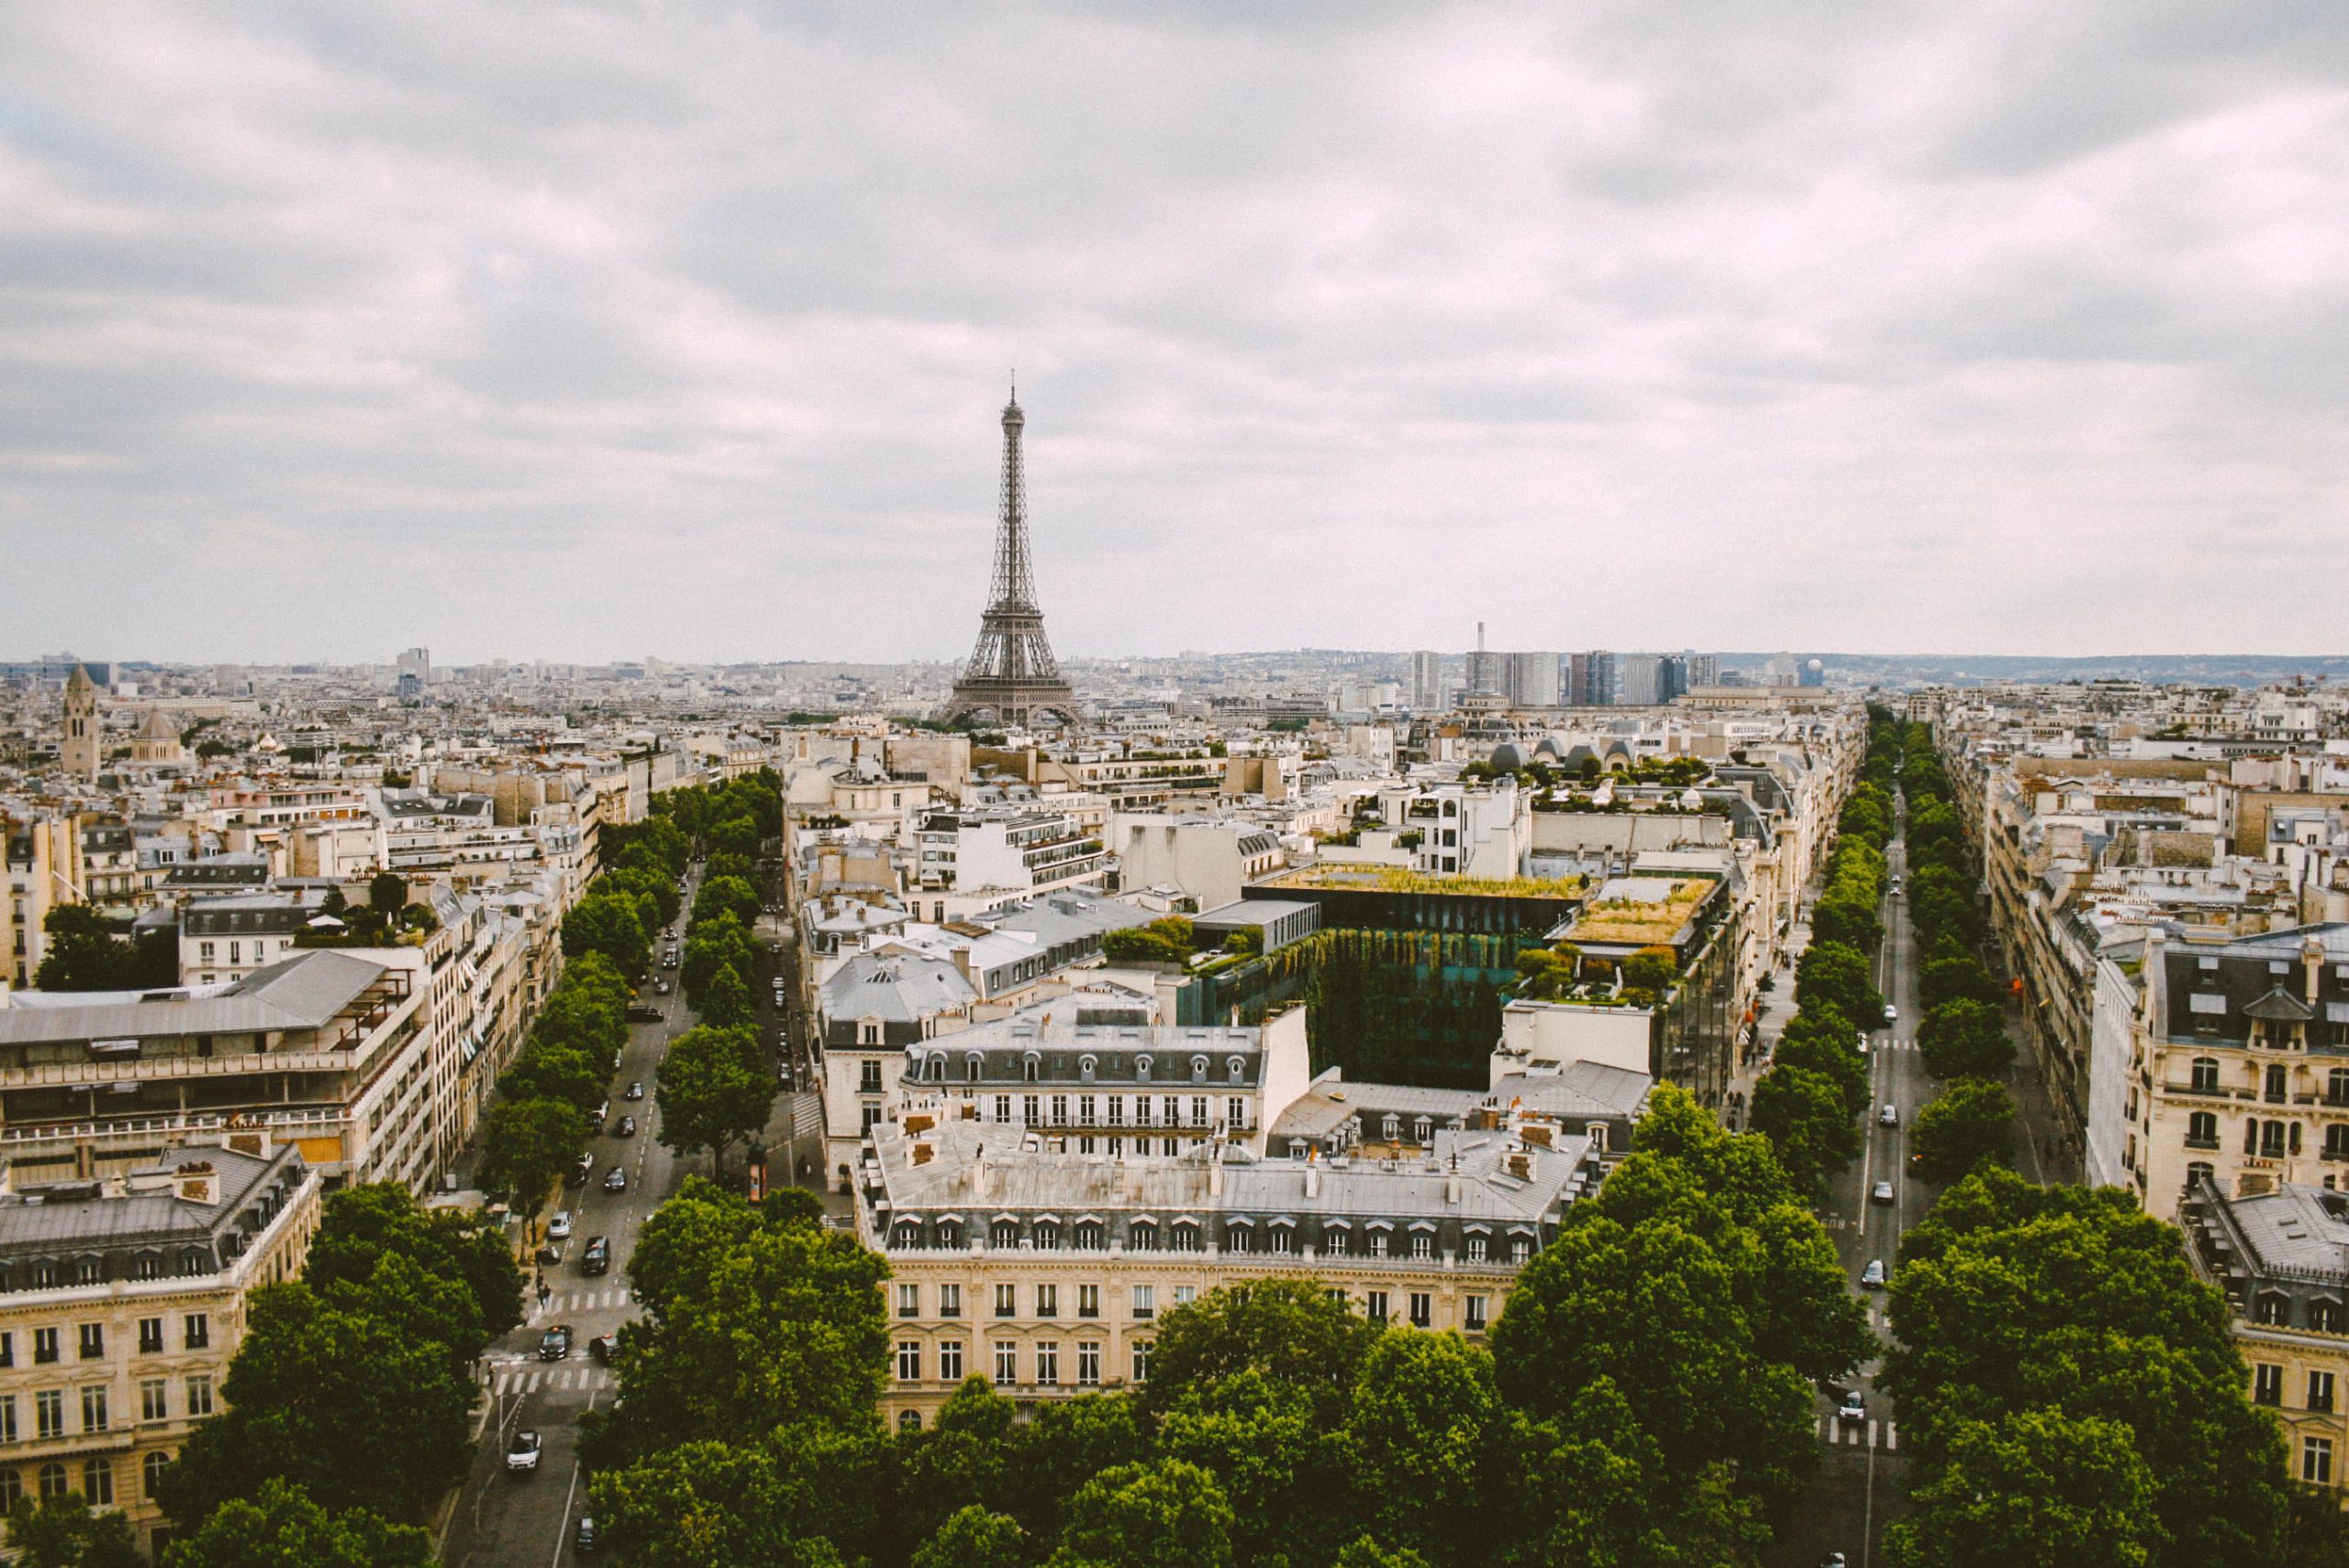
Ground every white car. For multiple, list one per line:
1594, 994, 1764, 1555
546, 1211, 573, 1241
506, 1429, 543, 1473
1837, 1389, 1867, 1425
1883, 1003, 1898, 1024
1879, 1103, 1899, 1127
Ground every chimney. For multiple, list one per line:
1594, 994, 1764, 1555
2307, 932, 2326, 1007
175, 1162, 219, 1207
971, 1144, 989, 1201
1304, 1146, 1321, 1200
1443, 1150, 1462, 1206
1208, 1138, 1224, 1198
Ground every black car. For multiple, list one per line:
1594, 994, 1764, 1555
582, 1237, 610, 1276
576, 1516, 600, 1553
625, 1080, 645, 1100
539, 1324, 572, 1362
613, 1116, 637, 1139
588, 1332, 618, 1363
603, 1166, 628, 1193
568, 1152, 594, 1185
625, 1006, 662, 1024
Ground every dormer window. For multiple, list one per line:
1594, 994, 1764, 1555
1191, 1056, 1208, 1084
1228, 1057, 1245, 1084
1136, 1056, 1152, 1083
965, 1053, 983, 1082
1080, 1056, 1097, 1083
1023, 1055, 1041, 1084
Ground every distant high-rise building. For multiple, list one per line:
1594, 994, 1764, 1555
1410, 651, 1443, 712
1659, 655, 1689, 704
1617, 656, 1663, 707
1569, 651, 1616, 706
1689, 653, 1720, 688
1798, 658, 1827, 689
395, 647, 430, 699
1504, 651, 1560, 708
59, 664, 99, 780
1464, 623, 1502, 696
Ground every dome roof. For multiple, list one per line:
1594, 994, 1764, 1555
137, 707, 178, 740
1488, 742, 1527, 773
1532, 737, 1565, 761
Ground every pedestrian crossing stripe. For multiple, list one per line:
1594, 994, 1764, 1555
1815, 1417, 1898, 1451
525, 1287, 632, 1321
493, 1367, 616, 1397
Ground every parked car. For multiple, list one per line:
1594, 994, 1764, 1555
547, 1210, 573, 1241
582, 1237, 610, 1276
1860, 1259, 1887, 1290
613, 1116, 637, 1139
604, 1166, 629, 1193
539, 1324, 572, 1362
1837, 1389, 1867, 1425
505, 1429, 542, 1473
575, 1516, 600, 1553
534, 1241, 563, 1266
625, 1080, 645, 1100
1878, 1102, 1899, 1127
653, 979, 670, 995
777, 1063, 793, 1088
1871, 1180, 1897, 1207
569, 1152, 594, 1185
625, 1005, 662, 1023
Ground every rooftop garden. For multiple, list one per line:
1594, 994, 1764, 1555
1565, 875, 1718, 945
1265, 864, 1588, 899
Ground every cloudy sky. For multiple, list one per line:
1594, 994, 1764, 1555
3, 2, 2345, 665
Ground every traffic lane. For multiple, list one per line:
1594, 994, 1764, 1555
449, 1382, 599, 1568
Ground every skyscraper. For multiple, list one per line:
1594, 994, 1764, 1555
1464, 623, 1502, 696
1410, 651, 1442, 712
1504, 651, 1560, 708
942, 390, 1078, 727
1569, 651, 1616, 706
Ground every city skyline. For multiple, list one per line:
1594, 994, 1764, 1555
5, 4, 2346, 662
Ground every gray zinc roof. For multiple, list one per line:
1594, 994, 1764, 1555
0, 949, 391, 1046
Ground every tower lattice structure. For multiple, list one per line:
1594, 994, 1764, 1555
941, 392, 1077, 727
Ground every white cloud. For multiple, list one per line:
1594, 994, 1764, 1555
0, 0, 2344, 662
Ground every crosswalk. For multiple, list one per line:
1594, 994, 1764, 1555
1868, 1037, 1920, 1053
529, 1287, 632, 1318
1817, 1417, 1898, 1451
492, 1365, 617, 1398
788, 1092, 822, 1140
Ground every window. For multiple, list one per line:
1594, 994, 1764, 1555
1171, 1222, 1200, 1253
1227, 1095, 1248, 1130
859, 1061, 883, 1094
2315, 1299, 2345, 1334
1229, 1226, 1252, 1254
1136, 1056, 1152, 1083
994, 1095, 1012, 1124
142, 1451, 170, 1501
1078, 1095, 1097, 1124
0, 1397, 14, 1443
938, 1221, 963, 1251
184, 1314, 209, 1351
2256, 1294, 2293, 1327
80, 1387, 106, 1434
32, 1329, 57, 1366
35, 1392, 61, 1440
37, 1462, 65, 1501
1410, 1232, 1432, 1261
2331, 1068, 2349, 1106
1131, 1285, 1154, 1319
2309, 1438, 2336, 1486
1036, 1341, 1059, 1386
81, 1458, 110, 1507
1131, 1222, 1158, 1251
2268, 1065, 2290, 1104
1023, 1057, 1040, 1084
138, 1318, 162, 1355
991, 1220, 1019, 1250
995, 1284, 1016, 1318
940, 1284, 962, 1318
1080, 1056, 1097, 1083
894, 1221, 922, 1251
1050, 1095, 1069, 1127
1465, 1296, 1488, 1331
1409, 1293, 1432, 1328
1079, 1284, 1100, 1318
1023, 1095, 1041, 1127
1369, 1230, 1389, 1259
2190, 1056, 2221, 1092
2313, 1372, 2337, 1414
2188, 1112, 2220, 1149
896, 1342, 922, 1382
2255, 1363, 2286, 1405
1366, 1291, 1389, 1323
1077, 1341, 1100, 1386
1173, 1285, 1197, 1307
1134, 1096, 1153, 1128
0, 1334, 11, 1368
1324, 1229, 1349, 1257
1038, 1284, 1059, 1318
940, 1341, 963, 1382
1131, 1341, 1152, 1383
141, 1380, 168, 1423
0, 1469, 17, 1510
1075, 1221, 1104, 1251
1035, 1221, 1061, 1251
1467, 1235, 1488, 1262
1190, 1096, 1208, 1129
1269, 1226, 1292, 1255
899, 1408, 922, 1433
185, 1375, 213, 1418
1162, 1095, 1180, 1128
1510, 1237, 1531, 1263
1107, 1095, 1125, 1127
29, 1262, 56, 1290
993, 1342, 1018, 1386
897, 1284, 920, 1318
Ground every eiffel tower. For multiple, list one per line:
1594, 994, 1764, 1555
941, 388, 1078, 727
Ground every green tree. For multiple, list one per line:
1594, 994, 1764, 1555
1155, 1370, 1341, 1567
160, 1478, 433, 1568
5, 1492, 142, 1568
159, 1284, 472, 1529
700, 963, 756, 1031
477, 1097, 586, 1222
1620, 945, 1678, 994
914, 1507, 1030, 1568
682, 914, 757, 1007
1051, 1460, 1234, 1568
706, 813, 763, 862
1917, 999, 2015, 1081
1794, 941, 1883, 1033
1142, 1277, 1380, 1425
1749, 1064, 1861, 1198
1920, 954, 2001, 1013
1909, 1078, 2014, 1184
562, 890, 650, 981
32, 905, 140, 992
587, 1436, 856, 1568
692, 875, 762, 933
654, 1025, 773, 1178
1345, 1330, 1500, 1565
1883, 1409, 2163, 1568
304, 1183, 520, 1346
366, 873, 407, 918
1332, 1538, 1434, 1568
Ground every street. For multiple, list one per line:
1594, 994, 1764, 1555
440, 861, 825, 1568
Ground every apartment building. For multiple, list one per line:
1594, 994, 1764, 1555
0, 950, 434, 1191
0, 1141, 320, 1558
178, 894, 321, 986
860, 1116, 1598, 1429
912, 808, 1107, 896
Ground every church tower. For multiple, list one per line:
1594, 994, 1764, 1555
59, 665, 99, 780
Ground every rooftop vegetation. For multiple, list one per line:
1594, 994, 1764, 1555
1266, 865, 1587, 899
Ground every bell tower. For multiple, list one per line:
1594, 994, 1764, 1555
59, 664, 99, 780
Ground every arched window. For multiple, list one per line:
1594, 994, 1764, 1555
990, 1220, 1019, 1250
2188, 1112, 2219, 1148
1033, 1221, 1061, 1251
1023, 1056, 1040, 1084
2247, 1119, 2264, 1155
1130, 1220, 1159, 1251
2257, 1293, 2293, 1326
2192, 1058, 2221, 1093
1191, 1056, 1208, 1083
0, 1466, 20, 1510
1228, 1057, 1245, 1084
1586, 1122, 1609, 1154
36, 1463, 65, 1501
81, 1458, 111, 1507
2264, 1122, 2289, 1158
964, 1053, 984, 1082
2187, 1161, 2215, 1189
897, 1409, 923, 1433
927, 1055, 944, 1081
